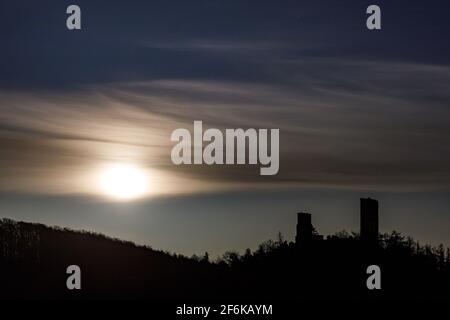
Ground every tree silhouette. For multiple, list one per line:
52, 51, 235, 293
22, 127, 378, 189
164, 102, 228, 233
1, 218, 450, 300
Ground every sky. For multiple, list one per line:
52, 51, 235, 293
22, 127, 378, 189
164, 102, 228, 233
1, 0, 450, 257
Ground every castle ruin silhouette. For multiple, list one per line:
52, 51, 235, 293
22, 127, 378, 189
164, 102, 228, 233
296, 198, 379, 245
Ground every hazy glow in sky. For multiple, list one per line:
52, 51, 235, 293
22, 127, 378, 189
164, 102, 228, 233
99, 164, 149, 200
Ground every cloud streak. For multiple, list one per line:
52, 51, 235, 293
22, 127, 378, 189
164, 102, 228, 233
1, 58, 450, 196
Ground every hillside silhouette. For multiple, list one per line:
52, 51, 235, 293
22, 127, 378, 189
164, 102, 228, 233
0, 218, 222, 299
1, 201, 450, 300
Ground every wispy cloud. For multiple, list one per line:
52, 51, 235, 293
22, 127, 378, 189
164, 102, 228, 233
1, 58, 450, 196
140, 39, 283, 53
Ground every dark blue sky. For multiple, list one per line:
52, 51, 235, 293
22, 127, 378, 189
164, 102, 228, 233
2, 0, 450, 89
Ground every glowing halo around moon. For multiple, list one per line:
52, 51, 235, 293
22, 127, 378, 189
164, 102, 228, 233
99, 164, 149, 200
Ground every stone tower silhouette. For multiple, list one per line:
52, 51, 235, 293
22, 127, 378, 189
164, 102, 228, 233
296, 212, 313, 244
360, 198, 379, 244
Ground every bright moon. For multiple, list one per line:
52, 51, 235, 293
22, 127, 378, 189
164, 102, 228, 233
99, 164, 149, 200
